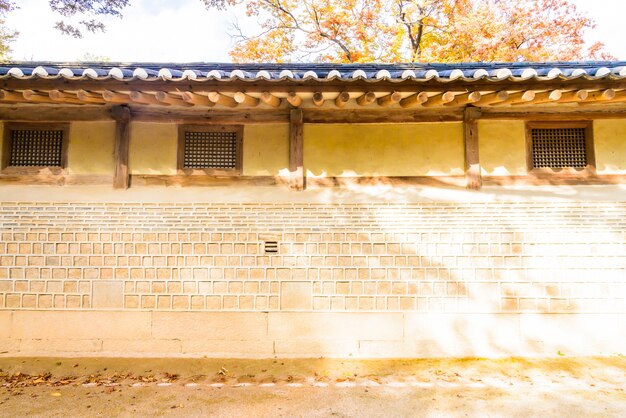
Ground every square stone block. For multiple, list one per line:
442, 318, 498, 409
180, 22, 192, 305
92, 281, 124, 309
280, 281, 312, 311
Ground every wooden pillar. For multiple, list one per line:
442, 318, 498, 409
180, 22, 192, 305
289, 109, 305, 190
111, 106, 131, 189
463, 106, 482, 190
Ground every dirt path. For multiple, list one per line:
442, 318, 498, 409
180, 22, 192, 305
0, 357, 624, 417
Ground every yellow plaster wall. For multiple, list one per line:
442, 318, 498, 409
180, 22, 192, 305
594, 120, 626, 174
129, 122, 178, 175
478, 120, 527, 176
242, 124, 289, 176
68, 121, 116, 175
303, 123, 464, 177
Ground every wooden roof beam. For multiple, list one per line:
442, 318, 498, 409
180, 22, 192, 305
286, 92, 302, 107
356, 92, 376, 106
399, 92, 429, 108
528, 89, 562, 104
489, 90, 535, 106
103, 90, 132, 104
312, 92, 325, 107
473, 91, 509, 106
181, 92, 214, 107
578, 89, 616, 105
261, 92, 282, 108
444, 91, 481, 107
208, 92, 238, 107
76, 90, 107, 104
23, 90, 56, 104
422, 91, 456, 107
48, 90, 86, 105
334, 92, 350, 108
156, 91, 192, 106
377, 92, 402, 107
130, 91, 162, 105
556, 89, 588, 103
0, 89, 28, 103
234, 92, 260, 107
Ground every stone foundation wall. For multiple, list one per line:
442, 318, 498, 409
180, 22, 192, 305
1, 201, 625, 357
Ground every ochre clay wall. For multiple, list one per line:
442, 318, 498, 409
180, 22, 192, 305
129, 122, 178, 175
478, 120, 527, 176
303, 123, 465, 177
68, 122, 116, 175
242, 124, 289, 176
594, 119, 626, 174
1, 120, 625, 177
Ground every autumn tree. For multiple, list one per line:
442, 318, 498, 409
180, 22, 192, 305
205, 0, 612, 63
0, 0, 612, 63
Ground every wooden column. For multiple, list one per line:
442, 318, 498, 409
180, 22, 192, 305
289, 109, 305, 190
111, 106, 131, 189
463, 106, 482, 190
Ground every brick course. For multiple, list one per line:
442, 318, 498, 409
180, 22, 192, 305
0, 202, 625, 314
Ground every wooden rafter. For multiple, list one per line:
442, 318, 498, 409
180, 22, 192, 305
23, 90, 56, 104
181, 92, 214, 106
334, 92, 350, 108
156, 91, 191, 106
312, 92, 325, 107
48, 90, 85, 104
234, 92, 260, 107
422, 91, 456, 107
286, 92, 302, 107
399, 92, 429, 108
208, 92, 238, 107
377, 92, 402, 107
103, 90, 131, 104
356, 92, 376, 106
130, 91, 161, 105
527, 89, 561, 104
76, 90, 107, 104
261, 92, 282, 107
489, 90, 535, 106
444, 91, 481, 107
473, 91, 509, 106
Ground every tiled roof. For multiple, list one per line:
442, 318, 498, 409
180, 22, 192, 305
1, 61, 626, 82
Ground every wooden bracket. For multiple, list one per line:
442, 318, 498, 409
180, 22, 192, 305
289, 109, 305, 190
463, 106, 482, 190
112, 105, 131, 189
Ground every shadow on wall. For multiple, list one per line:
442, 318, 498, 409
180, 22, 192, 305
289, 183, 626, 358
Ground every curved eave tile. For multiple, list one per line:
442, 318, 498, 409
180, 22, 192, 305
2, 64, 626, 83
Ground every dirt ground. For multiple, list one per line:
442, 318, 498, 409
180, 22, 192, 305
0, 356, 624, 417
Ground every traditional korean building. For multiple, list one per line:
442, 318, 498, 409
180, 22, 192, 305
0, 61, 625, 358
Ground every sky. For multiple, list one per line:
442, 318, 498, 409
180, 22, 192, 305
5, 0, 626, 63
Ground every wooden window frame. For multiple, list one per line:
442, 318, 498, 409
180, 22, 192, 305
1, 122, 70, 175
177, 125, 243, 176
525, 121, 596, 177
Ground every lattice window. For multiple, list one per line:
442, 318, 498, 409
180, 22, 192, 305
8, 128, 65, 167
183, 130, 238, 169
530, 127, 588, 169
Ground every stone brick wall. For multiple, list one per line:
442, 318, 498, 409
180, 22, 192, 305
0, 200, 625, 357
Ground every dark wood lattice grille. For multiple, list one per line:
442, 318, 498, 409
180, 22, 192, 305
183, 131, 238, 169
530, 127, 587, 169
9, 129, 64, 167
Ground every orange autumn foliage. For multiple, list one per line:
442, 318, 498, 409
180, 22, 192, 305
206, 0, 612, 63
